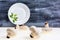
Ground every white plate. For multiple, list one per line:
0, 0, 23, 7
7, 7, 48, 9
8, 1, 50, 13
8, 3, 30, 25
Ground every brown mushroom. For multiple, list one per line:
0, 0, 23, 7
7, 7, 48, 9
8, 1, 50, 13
7, 29, 16, 39
30, 26, 39, 38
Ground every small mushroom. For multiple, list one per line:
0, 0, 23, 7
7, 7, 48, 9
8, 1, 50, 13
45, 22, 49, 28
30, 26, 39, 38
15, 24, 29, 30
15, 24, 20, 29
42, 21, 52, 32
7, 29, 16, 39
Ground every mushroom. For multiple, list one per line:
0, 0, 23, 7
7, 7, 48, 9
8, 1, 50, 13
15, 24, 29, 30
6, 29, 16, 39
30, 26, 39, 38
45, 22, 49, 28
42, 21, 52, 33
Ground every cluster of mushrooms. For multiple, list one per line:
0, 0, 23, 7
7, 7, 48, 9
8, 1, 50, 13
6, 21, 52, 39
